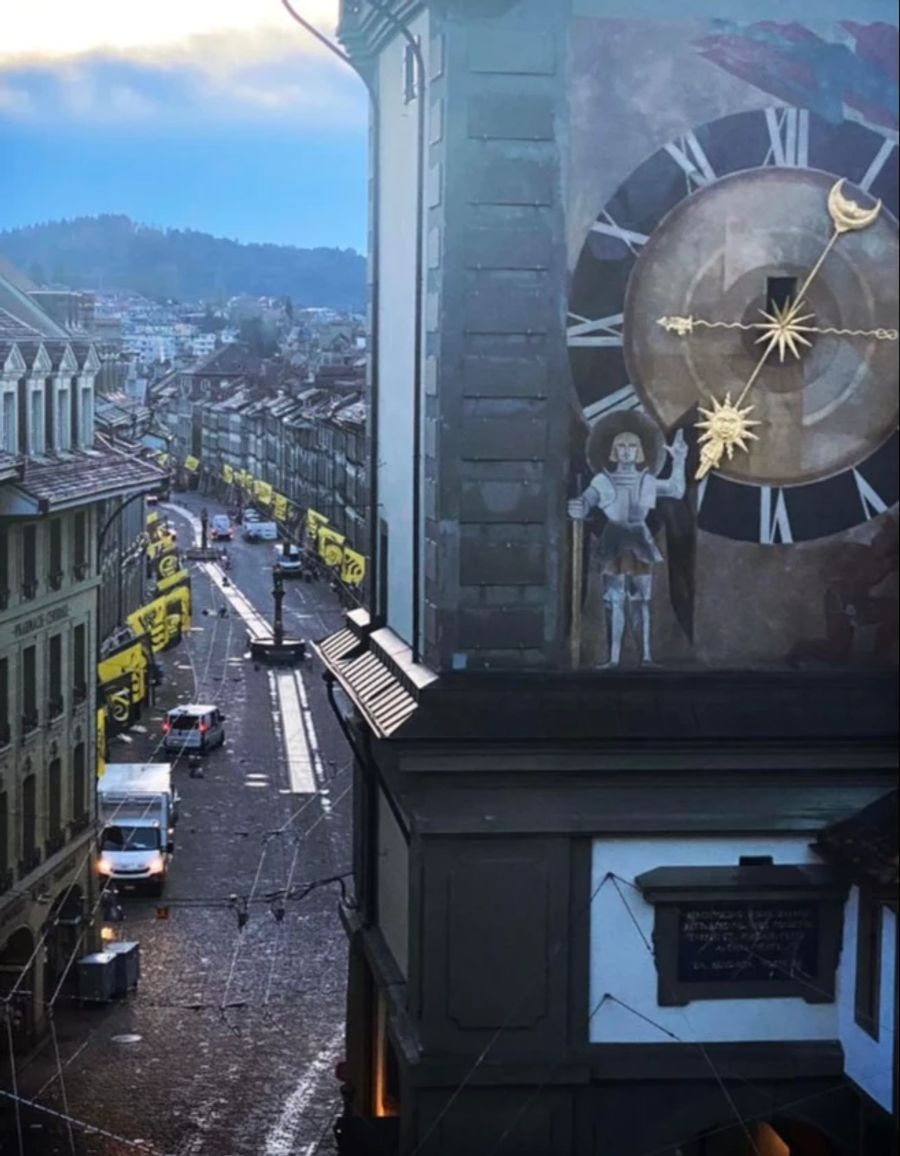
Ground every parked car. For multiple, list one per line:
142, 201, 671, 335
244, 520, 278, 542
210, 514, 234, 541
275, 543, 304, 575
162, 704, 226, 754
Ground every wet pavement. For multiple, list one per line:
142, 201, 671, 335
2, 493, 351, 1156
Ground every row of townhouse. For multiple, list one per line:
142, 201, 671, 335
154, 350, 368, 560
1, 271, 162, 1049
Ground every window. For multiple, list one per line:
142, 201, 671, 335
1, 390, 16, 453
56, 388, 70, 451
29, 388, 45, 455
48, 519, 63, 589
22, 524, 38, 598
73, 511, 88, 578
0, 791, 7, 881
73, 624, 87, 702
48, 759, 62, 841
855, 888, 882, 1039
79, 385, 93, 446
72, 743, 86, 821
0, 658, 8, 746
402, 39, 420, 104
48, 634, 63, 716
21, 774, 37, 864
22, 645, 37, 731
0, 531, 7, 608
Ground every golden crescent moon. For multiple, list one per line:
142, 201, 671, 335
827, 178, 882, 234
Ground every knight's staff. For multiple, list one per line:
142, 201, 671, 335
570, 473, 584, 668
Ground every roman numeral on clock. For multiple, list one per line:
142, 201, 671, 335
664, 132, 717, 189
859, 137, 897, 192
567, 312, 624, 347
759, 486, 793, 545
853, 469, 889, 520
589, 214, 649, 254
765, 107, 810, 168
583, 384, 642, 425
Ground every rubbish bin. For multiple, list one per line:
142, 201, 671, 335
105, 941, 141, 996
77, 952, 118, 1003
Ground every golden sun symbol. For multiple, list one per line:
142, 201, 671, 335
754, 298, 816, 362
695, 393, 761, 480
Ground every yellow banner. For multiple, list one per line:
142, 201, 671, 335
222, 464, 234, 484
156, 550, 180, 580
184, 455, 200, 473
165, 585, 192, 638
318, 526, 346, 568
99, 637, 150, 710
307, 508, 329, 540
146, 535, 177, 561
240, 470, 254, 490
254, 480, 273, 506
146, 510, 161, 529
155, 451, 171, 467
128, 595, 175, 653
97, 707, 106, 779
341, 547, 367, 587
273, 494, 289, 522
156, 567, 191, 596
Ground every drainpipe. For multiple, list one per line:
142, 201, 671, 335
281, 2, 381, 621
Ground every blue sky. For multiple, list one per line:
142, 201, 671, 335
0, 1, 369, 251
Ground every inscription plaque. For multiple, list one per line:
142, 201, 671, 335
677, 902, 819, 984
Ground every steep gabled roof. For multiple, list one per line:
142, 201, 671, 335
814, 791, 899, 890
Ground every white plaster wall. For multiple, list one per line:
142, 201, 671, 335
838, 887, 896, 1114
376, 11, 429, 647
589, 836, 840, 1043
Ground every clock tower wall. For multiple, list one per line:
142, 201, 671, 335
422, 0, 573, 672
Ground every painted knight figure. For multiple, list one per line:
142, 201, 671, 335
569, 415, 688, 667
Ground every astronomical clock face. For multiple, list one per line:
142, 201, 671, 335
566, 60, 900, 672
569, 108, 899, 546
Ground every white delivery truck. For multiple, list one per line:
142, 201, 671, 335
97, 763, 178, 896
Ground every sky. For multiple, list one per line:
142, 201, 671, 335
0, 1, 369, 251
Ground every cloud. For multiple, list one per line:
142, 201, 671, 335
0, 37, 367, 130
0, 0, 339, 62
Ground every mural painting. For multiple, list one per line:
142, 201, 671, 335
565, 13, 899, 670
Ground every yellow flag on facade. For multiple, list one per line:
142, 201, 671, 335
97, 707, 107, 778
273, 493, 289, 522
307, 508, 329, 541
156, 567, 191, 595
184, 455, 200, 473
318, 526, 346, 568
254, 480, 273, 506
128, 594, 174, 652
341, 547, 367, 587
222, 464, 234, 483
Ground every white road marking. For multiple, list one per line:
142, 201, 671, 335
263, 1026, 344, 1156
199, 562, 269, 639
274, 669, 316, 794
162, 501, 202, 546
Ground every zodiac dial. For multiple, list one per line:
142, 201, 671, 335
656, 180, 898, 479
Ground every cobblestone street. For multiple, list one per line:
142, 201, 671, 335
3, 494, 352, 1156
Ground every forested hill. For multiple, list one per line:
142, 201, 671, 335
0, 215, 366, 309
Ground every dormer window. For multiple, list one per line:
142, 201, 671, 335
29, 387, 45, 456
79, 383, 94, 448
0, 388, 16, 454
56, 386, 71, 451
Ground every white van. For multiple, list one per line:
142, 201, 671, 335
163, 704, 226, 754
275, 543, 304, 575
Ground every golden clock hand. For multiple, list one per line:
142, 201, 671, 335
774, 179, 883, 333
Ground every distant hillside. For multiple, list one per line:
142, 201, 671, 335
0, 215, 366, 310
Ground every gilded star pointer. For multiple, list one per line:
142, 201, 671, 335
655, 179, 896, 479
